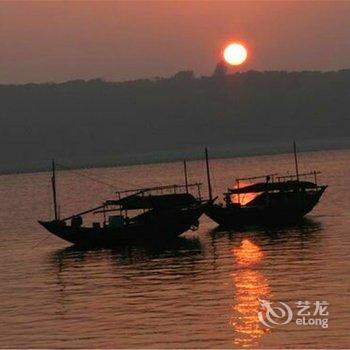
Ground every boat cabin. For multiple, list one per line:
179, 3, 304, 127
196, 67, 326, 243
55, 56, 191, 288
225, 171, 324, 207
58, 182, 204, 229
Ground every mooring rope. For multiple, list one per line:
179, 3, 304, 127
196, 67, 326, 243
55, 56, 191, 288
31, 233, 52, 249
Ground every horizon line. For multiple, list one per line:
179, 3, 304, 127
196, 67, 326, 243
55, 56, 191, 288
1, 67, 350, 86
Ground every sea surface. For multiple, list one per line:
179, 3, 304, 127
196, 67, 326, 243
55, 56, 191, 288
0, 149, 349, 348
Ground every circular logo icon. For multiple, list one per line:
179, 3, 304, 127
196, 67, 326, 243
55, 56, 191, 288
258, 299, 293, 328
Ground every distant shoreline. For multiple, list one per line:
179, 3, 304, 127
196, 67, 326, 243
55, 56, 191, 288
1, 70, 349, 176
2, 138, 349, 176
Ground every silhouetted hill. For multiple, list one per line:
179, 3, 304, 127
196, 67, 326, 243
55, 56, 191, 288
1, 69, 350, 173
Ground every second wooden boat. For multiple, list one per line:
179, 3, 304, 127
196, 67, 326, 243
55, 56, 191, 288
204, 143, 327, 227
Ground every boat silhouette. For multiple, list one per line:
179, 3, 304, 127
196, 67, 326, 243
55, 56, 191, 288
39, 161, 212, 247
204, 143, 327, 227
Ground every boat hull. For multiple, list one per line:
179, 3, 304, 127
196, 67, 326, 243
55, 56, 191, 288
39, 202, 209, 247
205, 187, 327, 227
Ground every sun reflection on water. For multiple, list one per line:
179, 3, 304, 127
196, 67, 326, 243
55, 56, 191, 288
232, 239, 264, 266
230, 239, 271, 347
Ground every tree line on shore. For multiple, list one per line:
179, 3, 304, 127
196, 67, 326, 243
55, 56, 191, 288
0, 69, 349, 172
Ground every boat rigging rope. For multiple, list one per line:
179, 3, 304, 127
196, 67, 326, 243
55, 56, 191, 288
55, 162, 120, 190
55, 162, 164, 192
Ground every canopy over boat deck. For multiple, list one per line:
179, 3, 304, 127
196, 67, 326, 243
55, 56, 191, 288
228, 180, 318, 194
106, 192, 199, 210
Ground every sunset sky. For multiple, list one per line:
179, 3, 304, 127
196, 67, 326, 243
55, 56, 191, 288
0, 1, 349, 84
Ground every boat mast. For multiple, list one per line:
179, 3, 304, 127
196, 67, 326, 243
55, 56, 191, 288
183, 160, 189, 194
293, 141, 300, 181
205, 147, 213, 200
51, 159, 58, 220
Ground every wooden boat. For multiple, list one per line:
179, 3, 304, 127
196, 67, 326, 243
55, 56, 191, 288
204, 143, 327, 227
39, 161, 212, 247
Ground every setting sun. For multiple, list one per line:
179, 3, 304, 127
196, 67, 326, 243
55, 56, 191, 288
223, 43, 248, 66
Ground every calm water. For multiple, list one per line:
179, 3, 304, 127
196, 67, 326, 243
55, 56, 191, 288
0, 150, 349, 348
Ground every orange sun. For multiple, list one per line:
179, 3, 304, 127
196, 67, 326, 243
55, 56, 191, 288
223, 43, 248, 66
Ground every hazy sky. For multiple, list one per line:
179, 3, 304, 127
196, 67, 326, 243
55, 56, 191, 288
0, 1, 349, 84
